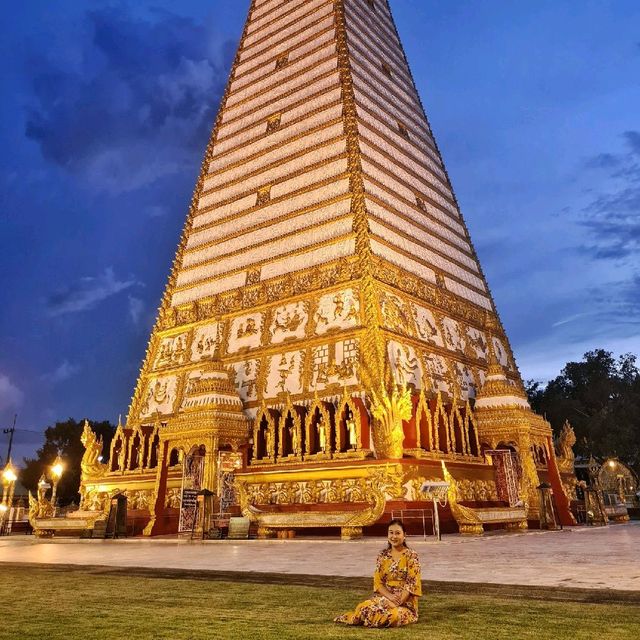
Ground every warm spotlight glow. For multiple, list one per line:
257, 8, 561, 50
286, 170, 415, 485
0, 504, 7, 514
608, 460, 616, 469
2, 466, 17, 483
51, 456, 65, 479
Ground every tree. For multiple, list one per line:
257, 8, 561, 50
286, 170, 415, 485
526, 350, 640, 475
21, 418, 115, 505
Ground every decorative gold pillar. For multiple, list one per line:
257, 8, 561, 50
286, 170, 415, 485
517, 432, 541, 519
204, 435, 219, 494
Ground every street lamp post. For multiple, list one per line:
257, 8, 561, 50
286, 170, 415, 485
1, 461, 17, 534
50, 456, 65, 515
0, 504, 7, 535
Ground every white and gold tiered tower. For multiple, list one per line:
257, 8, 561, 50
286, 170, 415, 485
76, 0, 576, 539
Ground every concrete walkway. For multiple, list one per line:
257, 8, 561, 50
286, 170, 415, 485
1, 521, 638, 592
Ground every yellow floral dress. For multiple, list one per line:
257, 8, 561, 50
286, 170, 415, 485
334, 547, 422, 627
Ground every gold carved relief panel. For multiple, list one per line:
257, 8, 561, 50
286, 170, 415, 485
264, 350, 305, 397
466, 326, 488, 361
453, 362, 477, 400
380, 291, 415, 338
411, 303, 444, 347
387, 340, 422, 388
228, 312, 264, 354
313, 288, 360, 335
311, 339, 359, 391
140, 375, 180, 418
421, 352, 451, 396
229, 359, 261, 403
269, 301, 309, 344
191, 323, 221, 361
492, 336, 511, 369
442, 317, 466, 354
153, 332, 190, 370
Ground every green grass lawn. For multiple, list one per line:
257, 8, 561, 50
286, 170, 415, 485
2, 565, 638, 640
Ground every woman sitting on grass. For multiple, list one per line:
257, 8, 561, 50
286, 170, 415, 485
334, 519, 422, 627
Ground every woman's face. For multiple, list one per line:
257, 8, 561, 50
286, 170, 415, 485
388, 524, 405, 549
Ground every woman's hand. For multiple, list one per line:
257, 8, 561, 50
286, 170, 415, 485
379, 587, 403, 607
377, 586, 401, 606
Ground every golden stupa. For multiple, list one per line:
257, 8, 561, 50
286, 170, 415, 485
71, 0, 576, 539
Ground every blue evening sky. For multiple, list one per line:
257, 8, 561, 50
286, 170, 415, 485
1, 1, 639, 463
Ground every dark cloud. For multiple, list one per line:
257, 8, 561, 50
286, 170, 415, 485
619, 273, 640, 316
579, 131, 640, 260
25, 7, 234, 194
46, 267, 139, 316
581, 206, 640, 259
585, 153, 620, 170
624, 130, 640, 156
584, 273, 640, 329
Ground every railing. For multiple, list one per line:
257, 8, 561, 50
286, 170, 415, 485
390, 508, 435, 541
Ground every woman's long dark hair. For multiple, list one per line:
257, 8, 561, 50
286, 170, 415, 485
385, 518, 409, 550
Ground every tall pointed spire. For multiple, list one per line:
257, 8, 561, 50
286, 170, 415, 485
126, 0, 522, 430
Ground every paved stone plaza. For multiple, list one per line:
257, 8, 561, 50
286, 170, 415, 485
1, 522, 638, 592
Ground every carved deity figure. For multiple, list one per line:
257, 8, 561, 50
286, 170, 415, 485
556, 421, 576, 473
423, 354, 450, 393
277, 354, 295, 392
493, 338, 507, 365
289, 424, 299, 455
444, 321, 464, 352
273, 307, 304, 334
197, 334, 217, 356
165, 488, 181, 509
382, 295, 413, 336
467, 330, 487, 359
333, 294, 345, 318
237, 317, 258, 339
303, 480, 324, 503
417, 315, 438, 341
173, 336, 186, 361
264, 428, 273, 458
88, 490, 104, 512
316, 359, 355, 386
395, 346, 420, 386
231, 360, 259, 401
316, 417, 328, 453
117, 441, 126, 472
143, 380, 170, 415
346, 410, 358, 449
